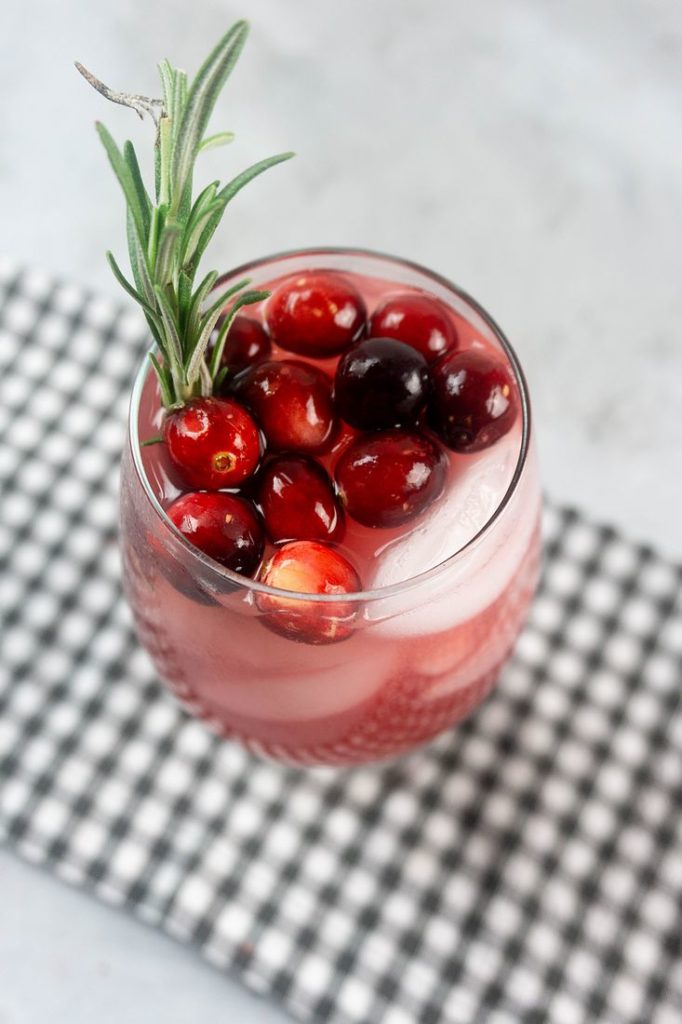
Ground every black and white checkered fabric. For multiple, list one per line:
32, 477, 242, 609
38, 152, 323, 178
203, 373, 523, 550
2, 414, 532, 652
1, 258, 681, 1024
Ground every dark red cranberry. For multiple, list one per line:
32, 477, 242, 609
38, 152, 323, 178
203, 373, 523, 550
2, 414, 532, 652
127, 527, 219, 606
265, 272, 366, 357
430, 349, 517, 453
335, 429, 446, 528
368, 292, 459, 362
258, 455, 344, 544
166, 492, 264, 576
334, 337, 429, 430
217, 315, 271, 376
232, 359, 337, 454
164, 397, 261, 490
257, 540, 361, 644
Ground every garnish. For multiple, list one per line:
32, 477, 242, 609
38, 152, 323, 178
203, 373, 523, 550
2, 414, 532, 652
77, 19, 293, 409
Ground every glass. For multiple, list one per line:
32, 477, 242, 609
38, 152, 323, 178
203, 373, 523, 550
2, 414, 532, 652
120, 248, 541, 766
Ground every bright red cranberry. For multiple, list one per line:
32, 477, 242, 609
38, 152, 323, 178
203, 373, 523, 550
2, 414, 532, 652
265, 272, 366, 357
257, 540, 361, 644
368, 292, 459, 363
258, 455, 345, 544
335, 429, 446, 528
232, 359, 337, 454
430, 349, 517, 453
164, 397, 261, 490
334, 337, 429, 430
166, 492, 264, 576
217, 315, 271, 376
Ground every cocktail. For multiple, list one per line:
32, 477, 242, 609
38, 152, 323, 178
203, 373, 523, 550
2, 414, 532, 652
120, 248, 540, 764
82, 24, 541, 766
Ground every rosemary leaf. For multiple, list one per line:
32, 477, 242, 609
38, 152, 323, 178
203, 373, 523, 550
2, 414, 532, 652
154, 286, 185, 385
185, 270, 220, 348
209, 289, 269, 379
154, 141, 161, 205
123, 141, 152, 238
177, 178, 194, 230
178, 271, 193, 330
171, 69, 188, 149
157, 116, 172, 207
96, 122, 148, 244
181, 197, 223, 268
147, 205, 160, 265
180, 182, 220, 263
199, 358, 213, 396
80, 20, 293, 410
157, 59, 175, 116
149, 352, 174, 407
185, 300, 230, 386
198, 131, 235, 152
178, 70, 188, 109
155, 221, 182, 287
172, 21, 248, 207
187, 180, 220, 228
190, 152, 293, 268
216, 152, 295, 206
142, 310, 166, 353
202, 277, 252, 324
106, 251, 155, 316
126, 211, 155, 306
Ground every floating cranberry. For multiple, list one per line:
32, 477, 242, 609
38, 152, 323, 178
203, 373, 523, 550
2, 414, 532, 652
163, 397, 261, 490
217, 315, 271, 376
166, 492, 264, 576
430, 349, 517, 453
265, 272, 366, 357
335, 429, 446, 528
334, 337, 429, 430
257, 540, 361, 644
258, 455, 345, 544
232, 359, 337, 454
368, 292, 459, 362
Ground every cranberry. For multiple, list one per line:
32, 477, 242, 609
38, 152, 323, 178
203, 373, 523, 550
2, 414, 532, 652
335, 429, 446, 528
334, 337, 430, 430
166, 492, 264, 576
368, 292, 459, 362
164, 397, 261, 490
232, 359, 337, 454
258, 455, 345, 544
265, 272, 366, 357
430, 349, 517, 452
217, 314, 271, 376
257, 540, 361, 644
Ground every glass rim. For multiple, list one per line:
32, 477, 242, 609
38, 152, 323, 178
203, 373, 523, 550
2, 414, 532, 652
128, 245, 532, 604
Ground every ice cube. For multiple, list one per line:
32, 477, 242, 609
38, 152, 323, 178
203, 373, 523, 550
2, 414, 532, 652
206, 654, 393, 722
371, 440, 514, 590
370, 433, 539, 637
150, 578, 395, 721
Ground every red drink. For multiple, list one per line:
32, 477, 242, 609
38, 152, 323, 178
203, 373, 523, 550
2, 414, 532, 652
120, 249, 541, 766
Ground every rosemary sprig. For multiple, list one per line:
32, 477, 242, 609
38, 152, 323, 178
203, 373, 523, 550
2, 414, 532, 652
77, 20, 293, 409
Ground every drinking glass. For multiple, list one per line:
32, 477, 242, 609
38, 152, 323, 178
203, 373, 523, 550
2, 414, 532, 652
120, 248, 541, 766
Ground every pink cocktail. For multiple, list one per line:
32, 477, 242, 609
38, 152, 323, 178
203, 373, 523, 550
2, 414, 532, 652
120, 248, 541, 766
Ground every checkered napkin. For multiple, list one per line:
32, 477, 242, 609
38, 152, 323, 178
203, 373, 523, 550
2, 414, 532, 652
1, 258, 681, 1024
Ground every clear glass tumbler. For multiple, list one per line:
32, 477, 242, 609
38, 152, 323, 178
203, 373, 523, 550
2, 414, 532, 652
120, 248, 541, 766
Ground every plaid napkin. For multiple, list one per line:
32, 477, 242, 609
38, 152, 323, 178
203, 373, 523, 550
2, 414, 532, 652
1, 258, 681, 1024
